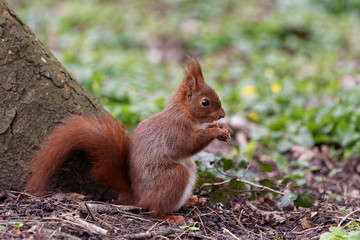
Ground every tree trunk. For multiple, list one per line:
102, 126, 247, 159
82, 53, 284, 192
0, 0, 111, 197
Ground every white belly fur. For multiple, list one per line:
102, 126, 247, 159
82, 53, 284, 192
174, 158, 197, 210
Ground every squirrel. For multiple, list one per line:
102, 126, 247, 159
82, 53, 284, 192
25, 57, 232, 223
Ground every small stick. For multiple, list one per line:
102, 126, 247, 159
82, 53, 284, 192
84, 203, 96, 221
64, 215, 108, 235
78, 202, 141, 214
338, 209, 360, 227
222, 227, 240, 240
320, 170, 326, 202
121, 228, 182, 240
238, 179, 285, 196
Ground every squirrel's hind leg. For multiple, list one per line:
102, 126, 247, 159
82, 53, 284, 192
136, 163, 193, 222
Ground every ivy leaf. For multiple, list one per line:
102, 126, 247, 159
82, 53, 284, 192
329, 226, 347, 237
258, 178, 278, 197
238, 158, 248, 168
220, 158, 234, 171
259, 179, 275, 188
294, 190, 314, 208
279, 192, 298, 208
319, 232, 334, 240
258, 163, 273, 172
279, 178, 292, 188
197, 171, 216, 191
348, 231, 360, 239
209, 189, 228, 206
228, 178, 247, 196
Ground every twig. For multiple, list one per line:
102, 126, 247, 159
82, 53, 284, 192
320, 170, 326, 201
147, 222, 159, 233
238, 162, 251, 179
231, 209, 252, 237
222, 227, 240, 239
245, 202, 286, 224
239, 179, 285, 195
120, 228, 182, 240
64, 215, 108, 235
201, 179, 231, 188
9, 190, 44, 198
323, 155, 335, 170
213, 159, 236, 179
338, 209, 360, 227
78, 202, 141, 214
177, 231, 217, 240
120, 213, 154, 222
195, 209, 207, 235
84, 203, 96, 221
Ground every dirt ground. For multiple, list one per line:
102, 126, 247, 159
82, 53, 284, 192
1, 156, 359, 240
1, 119, 360, 240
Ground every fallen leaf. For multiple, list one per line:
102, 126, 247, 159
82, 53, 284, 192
300, 217, 311, 229
66, 192, 86, 200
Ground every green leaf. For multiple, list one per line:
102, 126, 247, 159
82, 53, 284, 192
319, 232, 335, 240
259, 179, 278, 197
179, 225, 200, 231
274, 153, 289, 171
228, 178, 247, 196
294, 190, 314, 208
9, 220, 23, 230
276, 140, 292, 153
244, 141, 257, 159
258, 163, 273, 172
238, 158, 248, 168
279, 192, 298, 208
348, 231, 360, 240
259, 179, 275, 188
209, 189, 228, 206
291, 126, 314, 148
220, 158, 234, 171
279, 178, 292, 188
329, 226, 347, 237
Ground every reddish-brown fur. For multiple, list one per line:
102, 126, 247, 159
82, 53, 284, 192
26, 57, 231, 221
26, 115, 133, 202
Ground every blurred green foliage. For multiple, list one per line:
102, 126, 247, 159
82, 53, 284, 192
9, 1, 360, 164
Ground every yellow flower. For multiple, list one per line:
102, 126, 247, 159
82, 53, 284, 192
264, 67, 275, 79
271, 83, 281, 94
241, 85, 256, 96
91, 82, 100, 92
249, 111, 258, 121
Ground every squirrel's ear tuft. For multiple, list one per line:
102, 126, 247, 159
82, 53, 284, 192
184, 56, 204, 90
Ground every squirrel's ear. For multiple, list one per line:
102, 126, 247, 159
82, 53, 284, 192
183, 56, 204, 91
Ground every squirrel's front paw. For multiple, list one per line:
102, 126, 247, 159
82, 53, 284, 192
212, 123, 232, 142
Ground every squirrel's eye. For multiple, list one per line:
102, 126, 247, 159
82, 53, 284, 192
201, 99, 210, 106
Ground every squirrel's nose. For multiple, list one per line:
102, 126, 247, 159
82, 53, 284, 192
219, 109, 225, 119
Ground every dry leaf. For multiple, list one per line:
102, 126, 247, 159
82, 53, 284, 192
66, 192, 86, 200
300, 217, 311, 229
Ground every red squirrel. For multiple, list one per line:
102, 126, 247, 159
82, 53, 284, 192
26, 57, 232, 223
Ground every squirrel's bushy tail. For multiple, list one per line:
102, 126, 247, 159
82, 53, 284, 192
26, 115, 131, 200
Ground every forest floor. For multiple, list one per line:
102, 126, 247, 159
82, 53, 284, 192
0, 156, 359, 240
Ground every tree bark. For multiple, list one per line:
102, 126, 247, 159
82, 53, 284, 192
0, 0, 110, 197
